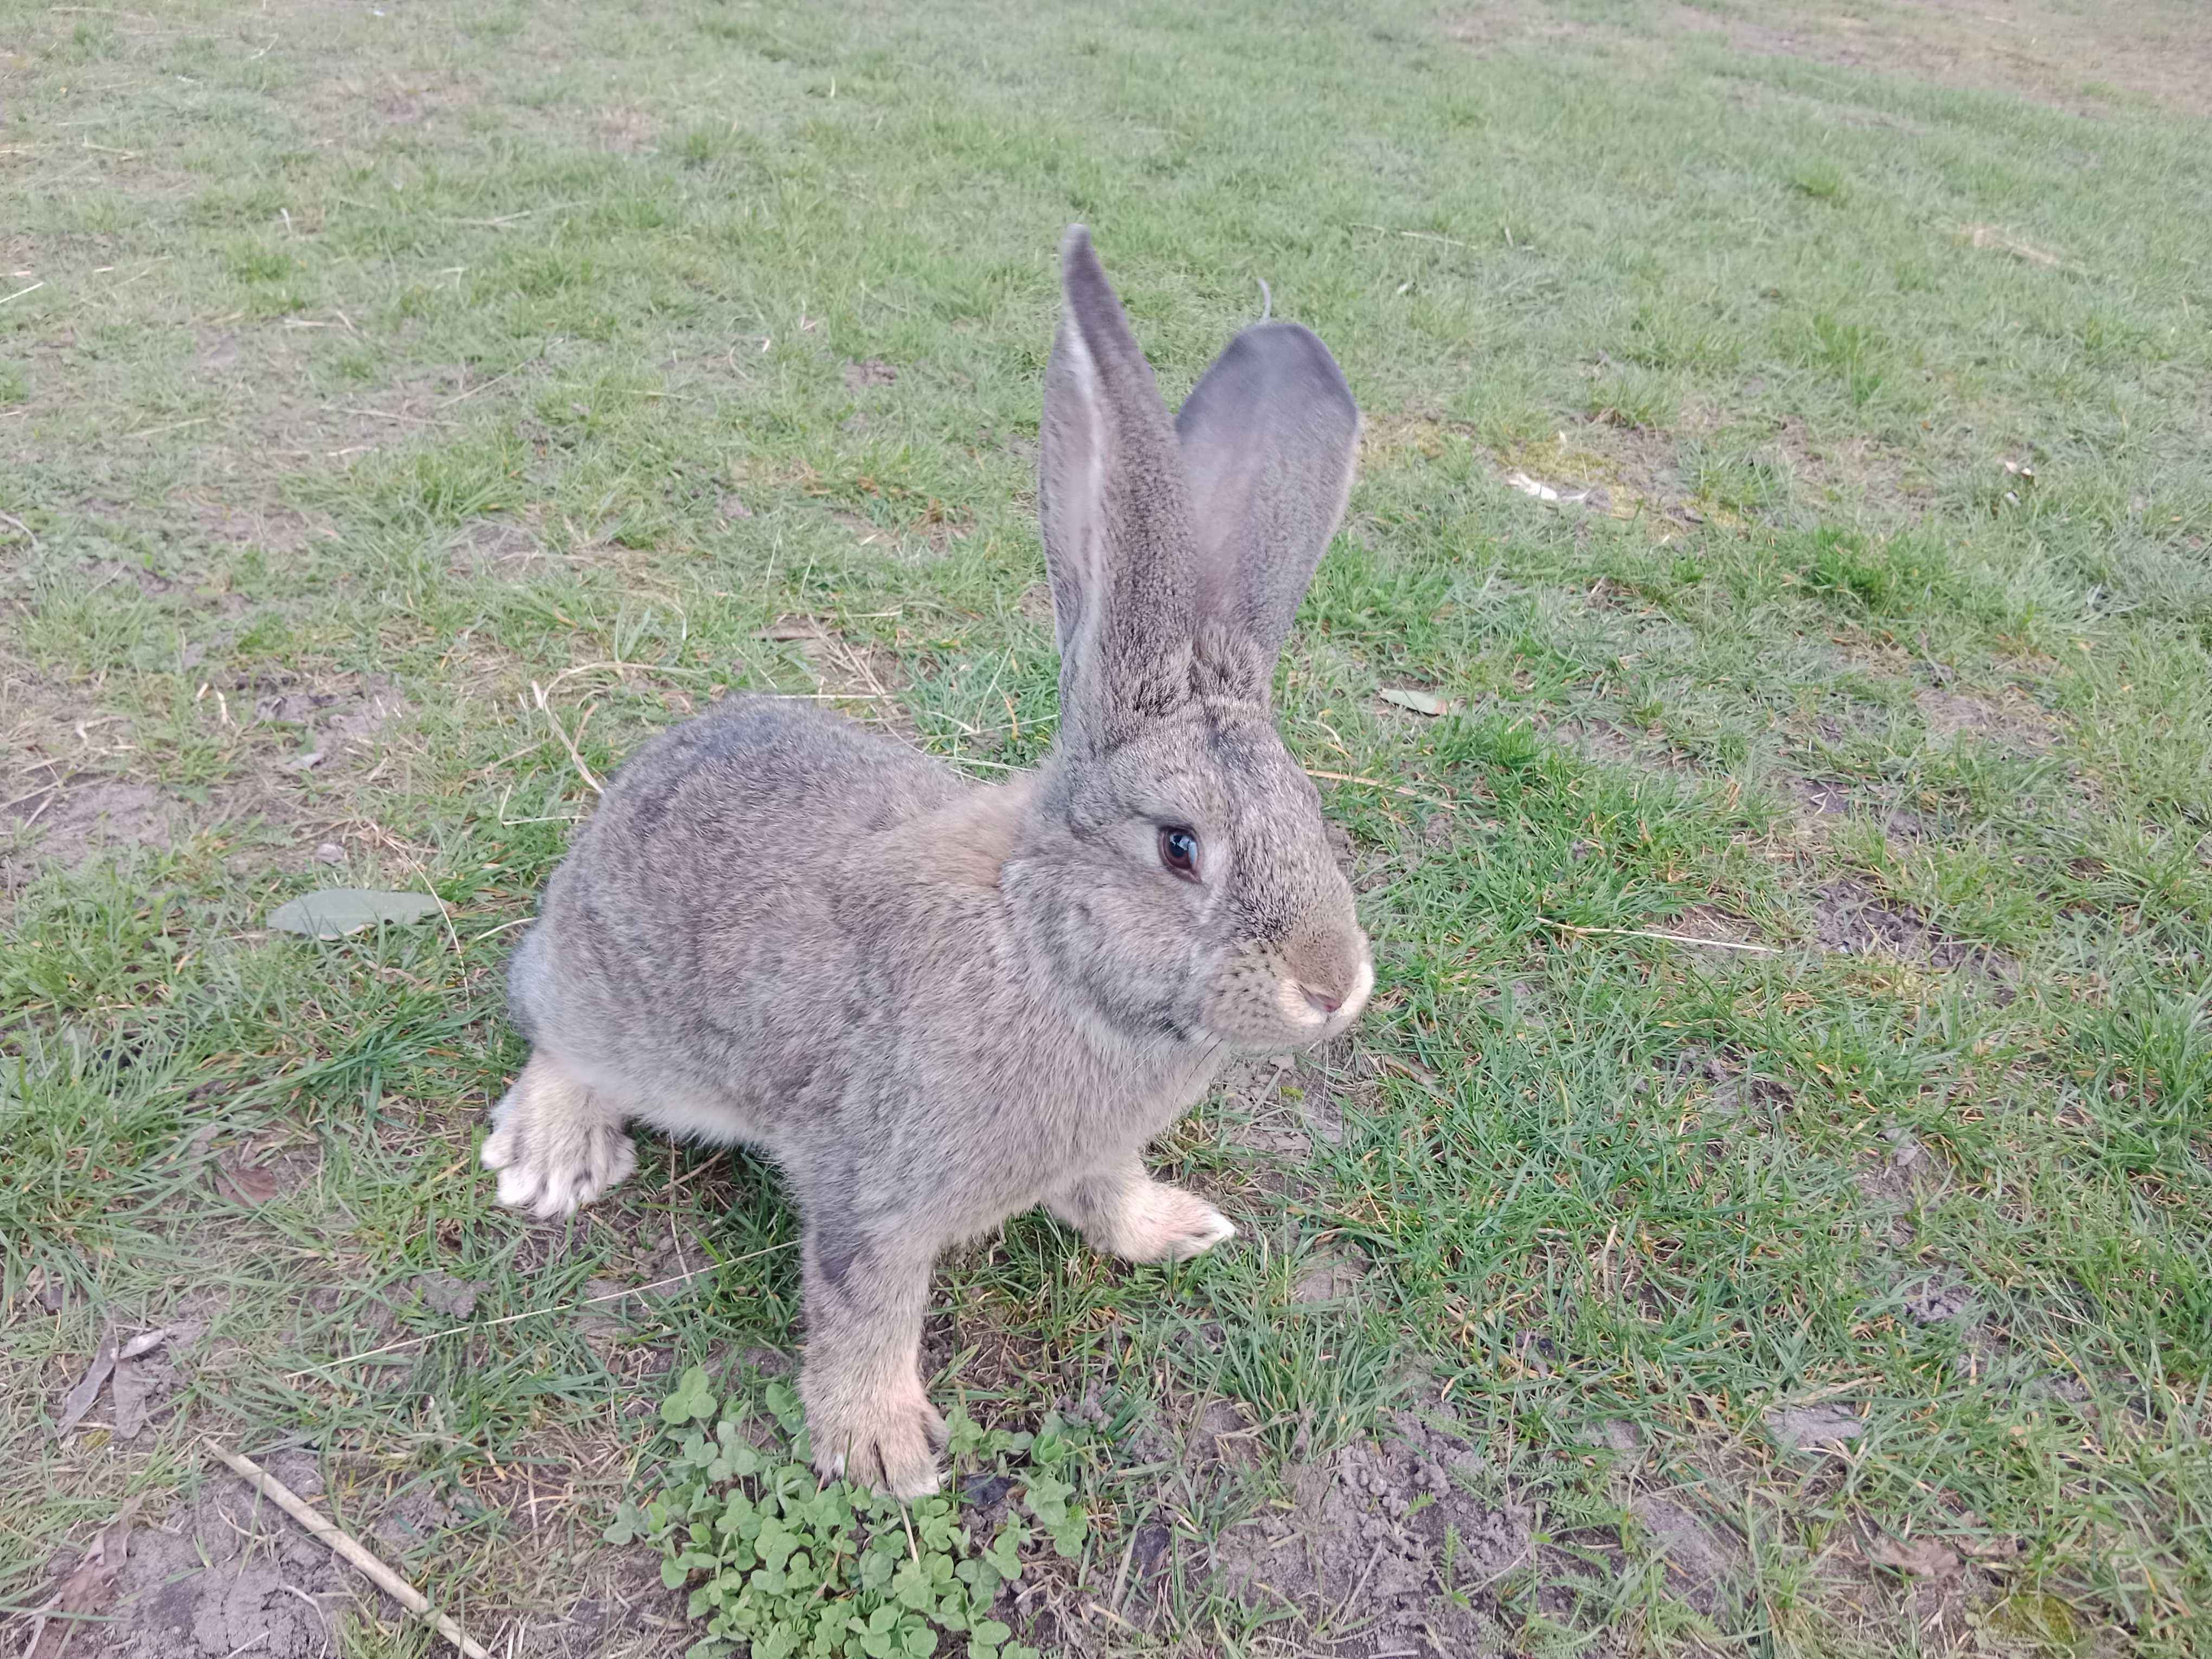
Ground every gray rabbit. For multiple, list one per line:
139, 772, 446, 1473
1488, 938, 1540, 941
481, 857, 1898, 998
484, 228, 1373, 1495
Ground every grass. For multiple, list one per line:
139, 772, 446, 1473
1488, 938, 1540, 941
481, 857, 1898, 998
3, 0, 2209, 1654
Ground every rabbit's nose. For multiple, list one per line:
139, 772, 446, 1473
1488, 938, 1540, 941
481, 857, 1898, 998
1293, 936, 1373, 1023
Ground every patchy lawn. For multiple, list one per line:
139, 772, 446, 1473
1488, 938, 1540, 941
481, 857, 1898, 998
3, 0, 2208, 1655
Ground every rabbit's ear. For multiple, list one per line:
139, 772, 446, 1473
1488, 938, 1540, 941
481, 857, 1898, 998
1176, 321, 1359, 702
1039, 227, 1198, 747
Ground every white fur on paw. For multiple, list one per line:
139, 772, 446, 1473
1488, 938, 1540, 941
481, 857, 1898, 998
810, 1388, 946, 1499
481, 1101, 635, 1219
1109, 1180, 1236, 1264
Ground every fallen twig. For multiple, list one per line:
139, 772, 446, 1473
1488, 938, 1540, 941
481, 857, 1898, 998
1535, 915, 1779, 954
205, 1444, 491, 1659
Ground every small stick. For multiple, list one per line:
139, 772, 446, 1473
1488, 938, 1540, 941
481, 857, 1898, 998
205, 1444, 491, 1659
1534, 915, 1780, 954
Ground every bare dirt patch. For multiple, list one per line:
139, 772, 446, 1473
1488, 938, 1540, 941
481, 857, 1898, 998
1538, 707, 1702, 776
1671, 0, 2212, 120
447, 516, 556, 576
28, 1449, 428, 1659
4, 775, 191, 875
840, 359, 898, 391
1913, 685, 2055, 753
1442, 8, 1609, 52
1781, 774, 1932, 840
1812, 877, 2007, 980
1218, 1037, 1382, 1167
1207, 1403, 1523, 1654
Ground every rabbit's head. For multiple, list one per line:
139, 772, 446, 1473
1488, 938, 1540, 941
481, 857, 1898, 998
1011, 228, 1372, 1056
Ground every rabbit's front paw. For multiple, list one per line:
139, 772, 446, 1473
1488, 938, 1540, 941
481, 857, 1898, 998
809, 1384, 946, 1498
480, 1057, 636, 1219
1100, 1179, 1236, 1264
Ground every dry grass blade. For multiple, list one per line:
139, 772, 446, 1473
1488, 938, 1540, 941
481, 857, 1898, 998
529, 680, 604, 795
1535, 916, 1781, 954
1303, 768, 1454, 808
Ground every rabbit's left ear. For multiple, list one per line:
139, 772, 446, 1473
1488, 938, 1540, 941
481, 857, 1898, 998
1039, 227, 1200, 749
1176, 321, 1360, 702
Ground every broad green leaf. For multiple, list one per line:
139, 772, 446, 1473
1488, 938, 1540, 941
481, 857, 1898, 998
661, 1366, 718, 1425
267, 888, 443, 938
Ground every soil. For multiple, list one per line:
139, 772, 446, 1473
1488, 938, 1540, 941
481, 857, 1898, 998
1812, 876, 2008, 981
43, 1448, 447, 1659
1207, 1404, 1519, 1655
1914, 686, 2054, 753
447, 516, 556, 576
840, 359, 898, 391
3, 776, 190, 874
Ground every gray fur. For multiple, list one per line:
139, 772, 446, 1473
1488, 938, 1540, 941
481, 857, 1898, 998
482, 228, 1373, 1496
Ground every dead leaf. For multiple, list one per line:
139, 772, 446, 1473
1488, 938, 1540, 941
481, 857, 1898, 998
110, 1362, 154, 1441
214, 1156, 282, 1206
20, 1496, 142, 1659
1504, 469, 1566, 503
1378, 686, 1453, 718
54, 1333, 118, 1439
756, 619, 822, 641
175, 1121, 224, 1168
108, 1330, 171, 1441
414, 1272, 484, 1319
1859, 1522, 1964, 1579
1290, 1249, 1368, 1305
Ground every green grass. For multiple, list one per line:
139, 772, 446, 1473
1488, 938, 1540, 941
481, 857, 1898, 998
3, 0, 2209, 1655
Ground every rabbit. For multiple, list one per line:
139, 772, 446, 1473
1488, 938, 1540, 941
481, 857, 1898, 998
481, 226, 1374, 1497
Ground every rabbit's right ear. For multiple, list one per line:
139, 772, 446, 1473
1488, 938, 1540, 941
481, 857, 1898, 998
1175, 321, 1360, 704
1038, 227, 1199, 749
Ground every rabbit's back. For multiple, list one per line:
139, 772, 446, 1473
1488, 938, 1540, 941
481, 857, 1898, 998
507, 696, 972, 1134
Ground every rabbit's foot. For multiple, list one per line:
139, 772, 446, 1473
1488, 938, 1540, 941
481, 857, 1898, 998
1056, 1165, 1235, 1264
480, 1055, 636, 1218
806, 1379, 946, 1498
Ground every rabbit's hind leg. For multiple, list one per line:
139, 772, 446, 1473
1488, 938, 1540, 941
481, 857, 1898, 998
1047, 1153, 1235, 1263
480, 1051, 638, 1218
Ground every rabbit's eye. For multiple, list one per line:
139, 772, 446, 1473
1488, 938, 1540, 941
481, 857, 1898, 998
1158, 825, 1201, 882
